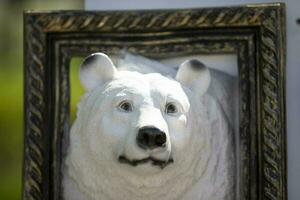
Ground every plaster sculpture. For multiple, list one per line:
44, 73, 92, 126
63, 52, 236, 200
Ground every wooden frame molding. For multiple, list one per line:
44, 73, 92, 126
23, 3, 286, 200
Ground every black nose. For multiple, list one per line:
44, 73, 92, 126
137, 126, 167, 149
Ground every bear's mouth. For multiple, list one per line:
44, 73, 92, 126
118, 155, 174, 169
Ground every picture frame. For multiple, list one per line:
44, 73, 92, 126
23, 3, 286, 200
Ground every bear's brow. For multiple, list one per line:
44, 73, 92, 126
116, 88, 147, 96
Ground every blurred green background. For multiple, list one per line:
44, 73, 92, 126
0, 0, 83, 199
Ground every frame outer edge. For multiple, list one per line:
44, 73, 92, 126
23, 12, 48, 200
279, 3, 287, 200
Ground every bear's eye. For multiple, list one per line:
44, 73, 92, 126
165, 103, 177, 115
118, 100, 133, 112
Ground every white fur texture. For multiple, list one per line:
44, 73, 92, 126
63, 53, 235, 200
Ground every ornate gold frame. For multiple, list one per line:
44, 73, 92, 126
23, 3, 286, 200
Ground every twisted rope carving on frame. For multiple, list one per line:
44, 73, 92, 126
24, 18, 46, 200
260, 9, 283, 200
33, 7, 267, 32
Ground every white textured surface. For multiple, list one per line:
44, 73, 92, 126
63, 53, 236, 199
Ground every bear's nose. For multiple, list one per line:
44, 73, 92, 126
137, 126, 167, 150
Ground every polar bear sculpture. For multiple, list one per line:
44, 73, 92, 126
63, 53, 235, 200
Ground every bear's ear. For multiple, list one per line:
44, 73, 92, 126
79, 53, 117, 91
175, 59, 211, 96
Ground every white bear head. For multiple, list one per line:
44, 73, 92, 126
65, 53, 213, 200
